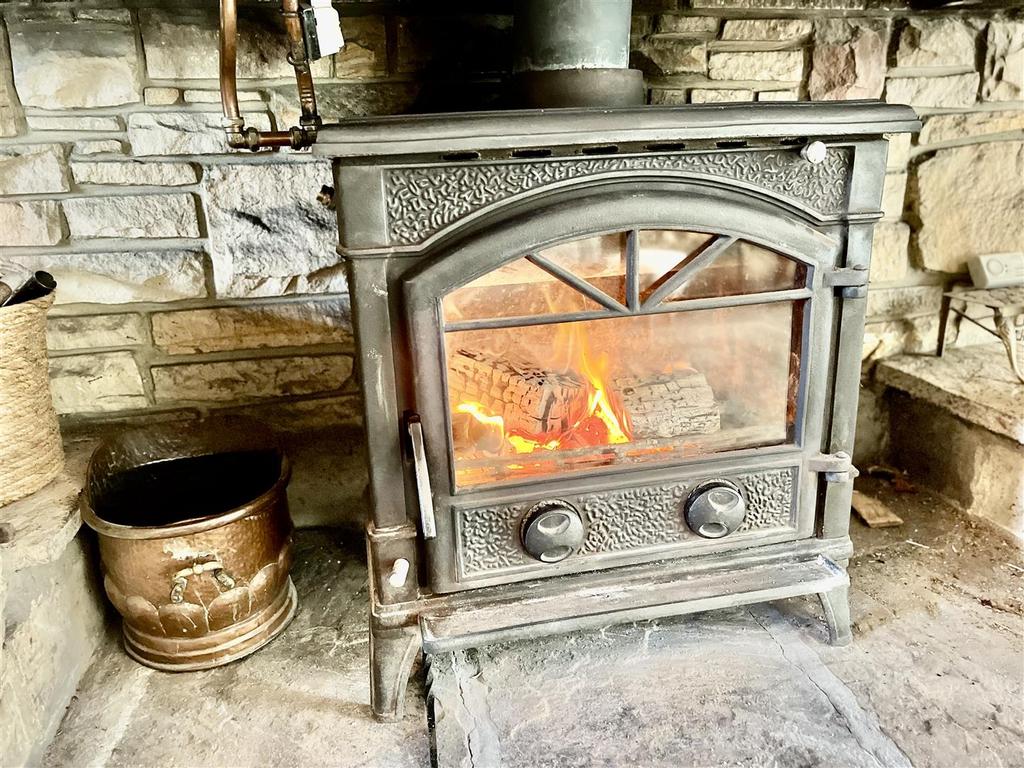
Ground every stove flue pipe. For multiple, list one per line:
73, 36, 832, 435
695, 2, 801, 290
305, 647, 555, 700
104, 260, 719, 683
512, 0, 644, 108
219, 0, 321, 150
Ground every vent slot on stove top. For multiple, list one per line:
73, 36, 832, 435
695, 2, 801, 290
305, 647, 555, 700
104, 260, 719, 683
512, 148, 554, 159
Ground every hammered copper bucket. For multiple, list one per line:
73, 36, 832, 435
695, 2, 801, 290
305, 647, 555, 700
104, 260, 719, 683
81, 417, 297, 671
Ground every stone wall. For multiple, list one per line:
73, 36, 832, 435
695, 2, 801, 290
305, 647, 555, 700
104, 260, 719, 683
0, 1, 1021, 449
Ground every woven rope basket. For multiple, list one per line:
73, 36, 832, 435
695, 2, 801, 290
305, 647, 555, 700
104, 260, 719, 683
0, 292, 64, 507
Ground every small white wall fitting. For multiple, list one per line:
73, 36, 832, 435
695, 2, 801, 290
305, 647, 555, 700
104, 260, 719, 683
311, 0, 344, 57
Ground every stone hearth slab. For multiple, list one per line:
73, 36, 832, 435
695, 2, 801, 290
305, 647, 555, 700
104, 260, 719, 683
1, 440, 105, 767
876, 345, 1023, 535
0, 441, 92, 572
876, 345, 1024, 444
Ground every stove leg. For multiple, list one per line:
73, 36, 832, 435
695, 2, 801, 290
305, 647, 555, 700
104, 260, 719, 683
369, 623, 420, 721
818, 584, 852, 646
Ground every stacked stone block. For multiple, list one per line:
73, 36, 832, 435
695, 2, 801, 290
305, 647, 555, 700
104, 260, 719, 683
0, 1, 1020, 437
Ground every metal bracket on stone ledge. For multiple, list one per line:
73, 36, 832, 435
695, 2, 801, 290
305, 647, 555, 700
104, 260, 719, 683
809, 452, 859, 484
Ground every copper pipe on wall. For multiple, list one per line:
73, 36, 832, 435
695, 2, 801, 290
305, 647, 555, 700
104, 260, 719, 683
281, 0, 320, 132
219, 0, 242, 127
218, 0, 320, 150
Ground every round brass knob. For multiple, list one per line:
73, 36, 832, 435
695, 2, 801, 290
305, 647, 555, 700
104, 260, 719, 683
684, 480, 746, 539
521, 501, 585, 563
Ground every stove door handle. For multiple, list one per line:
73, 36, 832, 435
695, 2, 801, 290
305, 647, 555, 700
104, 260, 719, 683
407, 415, 437, 539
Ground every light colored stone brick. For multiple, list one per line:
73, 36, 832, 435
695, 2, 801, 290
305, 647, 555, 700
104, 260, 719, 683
63, 194, 200, 239
203, 163, 340, 298
809, 19, 887, 100
334, 16, 387, 78
881, 172, 907, 221
49, 351, 147, 413
151, 299, 351, 355
70, 161, 198, 187
127, 112, 271, 156
913, 141, 1024, 273
983, 21, 1024, 102
0, 538, 106, 767
151, 355, 353, 404
0, 20, 24, 137
885, 73, 980, 109
919, 110, 1024, 147
708, 50, 803, 81
143, 87, 180, 106
653, 16, 719, 38
690, 88, 754, 103
885, 133, 911, 171
0, 201, 63, 246
721, 19, 811, 41
634, 38, 707, 75
27, 115, 121, 132
0, 145, 70, 195
72, 139, 124, 156
869, 222, 910, 283
896, 18, 978, 70
46, 313, 146, 351
15, 251, 206, 305
862, 315, 938, 363
757, 89, 798, 101
182, 89, 262, 104
7, 20, 140, 109
139, 8, 330, 80
866, 285, 943, 320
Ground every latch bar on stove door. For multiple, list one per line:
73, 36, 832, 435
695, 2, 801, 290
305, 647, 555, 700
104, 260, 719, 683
824, 266, 869, 299
406, 414, 437, 539
808, 451, 860, 484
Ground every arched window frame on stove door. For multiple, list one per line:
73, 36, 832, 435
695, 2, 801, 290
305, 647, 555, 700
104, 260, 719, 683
403, 181, 841, 499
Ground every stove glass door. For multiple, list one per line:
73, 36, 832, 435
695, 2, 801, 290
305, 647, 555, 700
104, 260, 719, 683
440, 230, 810, 489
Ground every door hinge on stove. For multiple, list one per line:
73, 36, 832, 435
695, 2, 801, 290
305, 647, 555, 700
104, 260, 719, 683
809, 452, 860, 483
406, 414, 437, 539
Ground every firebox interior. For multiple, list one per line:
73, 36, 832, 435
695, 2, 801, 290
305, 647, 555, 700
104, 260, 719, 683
441, 229, 808, 488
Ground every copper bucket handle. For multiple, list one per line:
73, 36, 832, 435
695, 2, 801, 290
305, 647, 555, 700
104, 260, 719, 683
170, 557, 237, 604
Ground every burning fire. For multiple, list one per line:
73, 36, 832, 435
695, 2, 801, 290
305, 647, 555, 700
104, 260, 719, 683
455, 327, 632, 455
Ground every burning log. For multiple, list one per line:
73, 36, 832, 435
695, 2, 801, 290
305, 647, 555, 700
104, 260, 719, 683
614, 370, 720, 439
450, 347, 720, 452
448, 349, 585, 438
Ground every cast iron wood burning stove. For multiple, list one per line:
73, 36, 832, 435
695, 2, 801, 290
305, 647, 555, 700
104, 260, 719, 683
314, 101, 920, 720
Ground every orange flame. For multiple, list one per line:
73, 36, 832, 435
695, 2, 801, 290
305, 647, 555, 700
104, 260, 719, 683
576, 341, 631, 445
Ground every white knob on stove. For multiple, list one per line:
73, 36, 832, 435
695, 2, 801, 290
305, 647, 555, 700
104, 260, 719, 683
388, 558, 410, 588
801, 141, 828, 164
